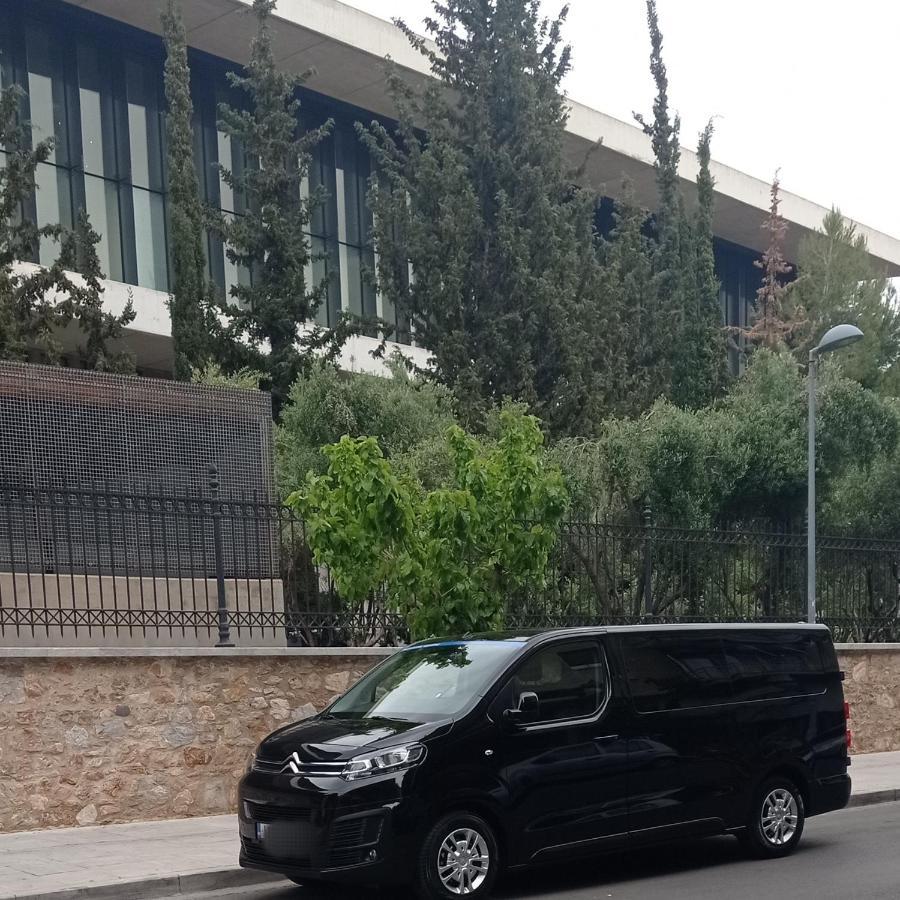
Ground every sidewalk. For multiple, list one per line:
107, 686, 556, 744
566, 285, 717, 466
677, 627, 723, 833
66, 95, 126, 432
0, 816, 277, 900
847, 749, 900, 805
2, 751, 898, 900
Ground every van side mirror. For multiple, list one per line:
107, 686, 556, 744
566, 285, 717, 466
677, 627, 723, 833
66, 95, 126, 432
503, 691, 540, 727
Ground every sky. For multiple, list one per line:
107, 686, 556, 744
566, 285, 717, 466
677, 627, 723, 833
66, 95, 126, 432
342, 0, 900, 239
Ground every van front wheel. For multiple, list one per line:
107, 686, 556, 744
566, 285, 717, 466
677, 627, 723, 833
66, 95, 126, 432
414, 812, 499, 900
740, 777, 805, 858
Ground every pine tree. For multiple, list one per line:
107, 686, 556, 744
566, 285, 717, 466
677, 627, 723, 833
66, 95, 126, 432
162, 0, 218, 381
791, 208, 900, 391
740, 174, 798, 351
0, 85, 134, 370
360, 0, 602, 436
215, 0, 338, 417
0, 83, 67, 361
52, 210, 137, 372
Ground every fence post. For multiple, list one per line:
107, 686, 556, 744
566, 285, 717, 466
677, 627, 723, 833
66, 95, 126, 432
209, 465, 234, 648
642, 503, 654, 618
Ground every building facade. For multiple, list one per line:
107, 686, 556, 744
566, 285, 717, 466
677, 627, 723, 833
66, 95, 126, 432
2, 0, 899, 377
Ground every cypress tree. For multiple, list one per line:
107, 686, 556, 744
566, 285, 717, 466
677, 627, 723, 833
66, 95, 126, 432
633, 0, 681, 303
597, 182, 666, 416
633, 1, 725, 409
215, 0, 337, 417
360, 0, 602, 436
162, 0, 218, 381
672, 121, 727, 406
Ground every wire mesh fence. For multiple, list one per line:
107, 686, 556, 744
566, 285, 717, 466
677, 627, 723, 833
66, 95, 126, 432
0, 483, 897, 646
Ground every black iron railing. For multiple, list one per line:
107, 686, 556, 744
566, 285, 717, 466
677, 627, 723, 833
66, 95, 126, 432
518, 521, 900, 642
0, 478, 407, 647
0, 481, 898, 645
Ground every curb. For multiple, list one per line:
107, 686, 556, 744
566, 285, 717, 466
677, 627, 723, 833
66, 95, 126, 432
9, 868, 282, 900
848, 788, 900, 808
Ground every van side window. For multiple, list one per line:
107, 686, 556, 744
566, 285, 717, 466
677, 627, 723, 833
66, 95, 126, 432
511, 642, 606, 723
622, 635, 731, 713
723, 633, 824, 701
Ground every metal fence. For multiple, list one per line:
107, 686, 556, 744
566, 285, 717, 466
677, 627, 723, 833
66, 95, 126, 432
513, 522, 900, 643
0, 484, 898, 645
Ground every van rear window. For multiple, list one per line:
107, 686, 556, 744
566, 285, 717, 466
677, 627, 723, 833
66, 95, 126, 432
621, 631, 830, 711
621, 635, 732, 713
723, 633, 825, 701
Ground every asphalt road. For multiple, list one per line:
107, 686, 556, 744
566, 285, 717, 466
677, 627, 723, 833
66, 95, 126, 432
198, 803, 900, 900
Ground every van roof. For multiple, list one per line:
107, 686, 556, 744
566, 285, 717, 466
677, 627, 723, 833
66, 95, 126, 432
414, 622, 832, 646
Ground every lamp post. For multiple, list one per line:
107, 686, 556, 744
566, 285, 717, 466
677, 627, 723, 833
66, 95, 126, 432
807, 323, 864, 624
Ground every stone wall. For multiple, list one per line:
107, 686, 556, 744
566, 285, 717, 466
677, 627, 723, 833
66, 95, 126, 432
0, 645, 897, 834
838, 646, 900, 754
0, 649, 388, 833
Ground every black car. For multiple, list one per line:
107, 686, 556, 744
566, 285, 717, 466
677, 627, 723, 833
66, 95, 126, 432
238, 624, 851, 899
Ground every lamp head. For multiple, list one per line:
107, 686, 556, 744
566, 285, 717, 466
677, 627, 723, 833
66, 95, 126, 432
814, 323, 864, 356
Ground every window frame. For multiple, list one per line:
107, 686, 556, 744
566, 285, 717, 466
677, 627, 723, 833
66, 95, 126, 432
494, 638, 612, 732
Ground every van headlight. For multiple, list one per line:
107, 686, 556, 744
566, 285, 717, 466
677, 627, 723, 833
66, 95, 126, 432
341, 743, 426, 781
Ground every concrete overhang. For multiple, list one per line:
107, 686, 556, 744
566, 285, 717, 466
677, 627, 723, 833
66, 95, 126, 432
69, 0, 900, 275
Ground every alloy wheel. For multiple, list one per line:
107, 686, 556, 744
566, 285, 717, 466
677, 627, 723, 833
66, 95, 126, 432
436, 826, 490, 895
760, 788, 799, 845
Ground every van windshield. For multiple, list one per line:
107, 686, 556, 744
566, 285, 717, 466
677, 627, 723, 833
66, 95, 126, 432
328, 641, 520, 720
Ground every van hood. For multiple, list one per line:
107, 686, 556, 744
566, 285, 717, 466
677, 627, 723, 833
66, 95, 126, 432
257, 714, 452, 764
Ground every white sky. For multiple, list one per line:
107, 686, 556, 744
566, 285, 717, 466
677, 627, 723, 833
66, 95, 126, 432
342, 0, 900, 239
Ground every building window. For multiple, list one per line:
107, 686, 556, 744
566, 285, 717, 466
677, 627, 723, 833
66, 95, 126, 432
4, 0, 411, 346
715, 239, 761, 376
3, 2, 170, 291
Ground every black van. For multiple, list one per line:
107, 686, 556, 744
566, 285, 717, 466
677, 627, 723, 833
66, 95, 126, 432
238, 624, 851, 899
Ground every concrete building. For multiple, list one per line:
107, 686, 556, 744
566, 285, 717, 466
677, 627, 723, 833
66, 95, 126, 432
3, 0, 899, 377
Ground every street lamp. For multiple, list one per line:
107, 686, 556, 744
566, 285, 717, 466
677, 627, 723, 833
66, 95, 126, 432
807, 324, 864, 624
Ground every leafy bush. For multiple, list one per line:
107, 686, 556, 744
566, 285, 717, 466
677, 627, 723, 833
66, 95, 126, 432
276, 359, 455, 497
289, 410, 568, 639
554, 351, 899, 528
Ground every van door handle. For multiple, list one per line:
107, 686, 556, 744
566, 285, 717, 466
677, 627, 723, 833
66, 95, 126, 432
594, 734, 619, 744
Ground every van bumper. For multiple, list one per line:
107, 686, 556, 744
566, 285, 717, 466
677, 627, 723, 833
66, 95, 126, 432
809, 773, 851, 815
237, 771, 419, 887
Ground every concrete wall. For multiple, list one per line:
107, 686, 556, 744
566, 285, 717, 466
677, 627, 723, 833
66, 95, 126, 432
0, 645, 896, 834
0, 575, 286, 648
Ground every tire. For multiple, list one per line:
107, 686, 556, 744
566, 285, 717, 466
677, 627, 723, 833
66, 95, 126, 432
414, 811, 500, 900
740, 776, 805, 859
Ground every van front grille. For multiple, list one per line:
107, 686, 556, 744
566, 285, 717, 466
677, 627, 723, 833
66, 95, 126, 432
244, 801, 312, 823
252, 753, 345, 778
